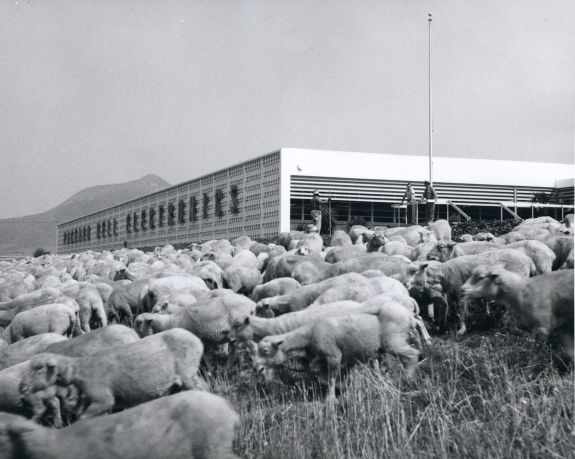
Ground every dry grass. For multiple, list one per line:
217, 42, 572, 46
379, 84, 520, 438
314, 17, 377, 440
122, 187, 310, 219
209, 327, 574, 459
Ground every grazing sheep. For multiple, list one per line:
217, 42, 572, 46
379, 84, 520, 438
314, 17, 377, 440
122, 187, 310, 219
2, 304, 76, 344
427, 240, 555, 274
277, 231, 306, 250
255, 273, 365, 317
20, 329, 204, 422
383, 225, 436, 247
151, 292, 198, 314
262, 255, 308, 283
43, 324, 140, 358
0, 334, 67, 371
222, 266, 263, 295
135, 294, 256, 371
188, 261, 224, 290
59, 286, 107, 332
461, 266, 574, 371
348, 225, 371, 244
312, 275, 409, 305
141, 275, 209, 312
0, 288, 62, 312
407, 249, 535, 335
0, 391, 240, 459
229, 301, 363, 344
459, 234, 474, 242
250, 277, 301, 303
289, 258, 331, 284
379, 241, 413, 259
541, 234, 574, 270
254, 300, 422, 401
0, 361, 31, 416
330, 230, 353, 247
324, 245, 366, 264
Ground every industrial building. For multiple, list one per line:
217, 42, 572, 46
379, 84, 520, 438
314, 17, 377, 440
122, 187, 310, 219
57, 148, 574, 254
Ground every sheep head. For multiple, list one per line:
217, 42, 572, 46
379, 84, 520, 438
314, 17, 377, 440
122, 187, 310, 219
426, 241, 457, 262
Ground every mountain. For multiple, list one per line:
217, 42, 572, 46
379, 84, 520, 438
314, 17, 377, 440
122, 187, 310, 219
0, 174, 171, 256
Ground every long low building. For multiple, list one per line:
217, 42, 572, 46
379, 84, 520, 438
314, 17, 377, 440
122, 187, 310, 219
57, 148, 574, 254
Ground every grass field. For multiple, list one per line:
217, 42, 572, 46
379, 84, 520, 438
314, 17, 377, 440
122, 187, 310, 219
209, 325, 574, 459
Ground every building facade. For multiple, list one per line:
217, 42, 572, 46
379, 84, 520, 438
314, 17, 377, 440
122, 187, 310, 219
58, 148, 574, 254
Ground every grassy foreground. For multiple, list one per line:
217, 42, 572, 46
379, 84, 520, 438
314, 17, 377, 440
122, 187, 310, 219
210, 327, 574, 459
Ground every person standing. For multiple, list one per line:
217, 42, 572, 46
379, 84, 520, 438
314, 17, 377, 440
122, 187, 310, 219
310, 189, 330, 233
422, 180, 437, 223
399, 182, 417, 225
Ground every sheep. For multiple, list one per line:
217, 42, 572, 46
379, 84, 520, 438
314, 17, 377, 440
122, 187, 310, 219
250, 278, 301, 305
330, 230, 353, 247
289, 258, 331, 284
541, 234, 574, 270
407, 249, 535, 335
383, 225, 436, 247
0, 287, 62, 311
0, 391, 240, 459
262, 255, 308, 283
324, 245, 366, 263
222, 266, 263, 295
255, 273, 365, 317
277, 231, 306, 250
188, 261, 224, 289
379, 241, 413, 259
426, 219, 452, 241
0, 334, 68, 371
427, 240, 555, 274
0, 361, 31, 416
459, 234, 474, 242
135, 294, 256, 371
461, 266, 574, 372
312, 275, 410, 306
348, 225, 371, 244
254, 300, 422, 401
1, 304, 76, 344
59, 286, 107, 332
295, 233, 324, 253
150, 292, 198, 314
141, 275, 210, 312
364, 232, 388, 253
229, 301, 363, 344
20, 328, 204, 422
43, 324, 140, 358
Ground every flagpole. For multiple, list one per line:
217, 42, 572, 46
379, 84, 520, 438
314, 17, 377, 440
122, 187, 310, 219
428, 13, 433, 185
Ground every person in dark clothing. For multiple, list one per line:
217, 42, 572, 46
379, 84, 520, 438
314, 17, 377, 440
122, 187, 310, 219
399, 183, 417, 225
422, 180, 437, 223
310, 190, 330, 233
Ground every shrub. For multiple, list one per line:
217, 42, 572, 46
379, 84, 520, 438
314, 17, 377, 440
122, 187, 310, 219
450, 219, 522, 241
320, 209, 339, 235
33, 248, 50, 258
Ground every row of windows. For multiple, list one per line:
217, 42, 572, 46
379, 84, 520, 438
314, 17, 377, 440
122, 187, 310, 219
63, 218, 118, 244
63, 187, 242, 243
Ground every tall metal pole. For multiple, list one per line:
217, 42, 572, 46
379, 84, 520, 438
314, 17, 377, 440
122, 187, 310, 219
428, 13, 433, 185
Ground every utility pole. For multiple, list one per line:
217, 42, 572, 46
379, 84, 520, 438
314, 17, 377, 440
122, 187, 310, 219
428, 13, 433, 185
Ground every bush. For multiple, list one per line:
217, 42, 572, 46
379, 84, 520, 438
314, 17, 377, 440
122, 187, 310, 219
450, 219, 522, 242
33, 248, 50, 258
344, 216, 372, 233
320, 208, 339, 235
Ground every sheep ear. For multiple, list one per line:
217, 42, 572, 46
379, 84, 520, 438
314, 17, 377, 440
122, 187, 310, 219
419, 263, 429, 270
145, 318, 154, 324
244, 317, 250, 325
447, 241, 457, 248
272, 339, 283, 349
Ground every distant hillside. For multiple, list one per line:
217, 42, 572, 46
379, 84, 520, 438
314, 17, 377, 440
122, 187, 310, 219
0, 174, 171, 256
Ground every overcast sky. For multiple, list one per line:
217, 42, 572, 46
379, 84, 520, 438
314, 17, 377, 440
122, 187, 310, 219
1, 0, 573, 219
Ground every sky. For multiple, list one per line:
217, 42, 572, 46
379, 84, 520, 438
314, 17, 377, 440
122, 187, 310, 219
1, 0, 573, 219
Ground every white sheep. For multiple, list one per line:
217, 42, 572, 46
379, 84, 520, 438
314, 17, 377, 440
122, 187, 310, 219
461, 266, 574, 372
254, 300, 422, 401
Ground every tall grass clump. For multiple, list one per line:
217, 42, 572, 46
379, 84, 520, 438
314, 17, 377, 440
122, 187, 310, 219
209, 330, 573, 459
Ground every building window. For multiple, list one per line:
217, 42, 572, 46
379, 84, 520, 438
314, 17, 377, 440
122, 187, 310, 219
141, 210, 147, 230
133, 212, 139, 232
215, 189, 223, 217
178, 200, 185, 224
168, 202, 175, 226
126, 214, 132, 233
87, 226, 92, 240
97, 222, 101, 239
113, 219, 117, 235
149, 208, 156, 229
189, 196, 197, 222
203, 193, 209, 219
230, 185, 239, 213
158, 205, 165, 227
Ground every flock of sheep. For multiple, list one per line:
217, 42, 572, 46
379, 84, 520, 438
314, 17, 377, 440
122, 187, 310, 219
0, 214, 573, 458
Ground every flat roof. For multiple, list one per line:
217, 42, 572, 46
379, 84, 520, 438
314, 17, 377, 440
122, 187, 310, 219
281, 148, 574, 188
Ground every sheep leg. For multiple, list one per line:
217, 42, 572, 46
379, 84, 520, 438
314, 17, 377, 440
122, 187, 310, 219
432, 297, 449, 332
414, 316, 431, 346
44, 395, 63, 428
526, 327, 550, 374
457, 297, 468, 335
79, 308, 91, 334
559, 329, 574, 361
27, 391, 50, 423
325, 355, 342, 402
225, 341, 237, 370
202, 348, 215, 375
78, 389, 115, 420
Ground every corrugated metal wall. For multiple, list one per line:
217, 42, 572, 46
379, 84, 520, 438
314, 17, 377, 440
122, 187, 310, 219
58, 151, 281, 254
290, 175, 554, 204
